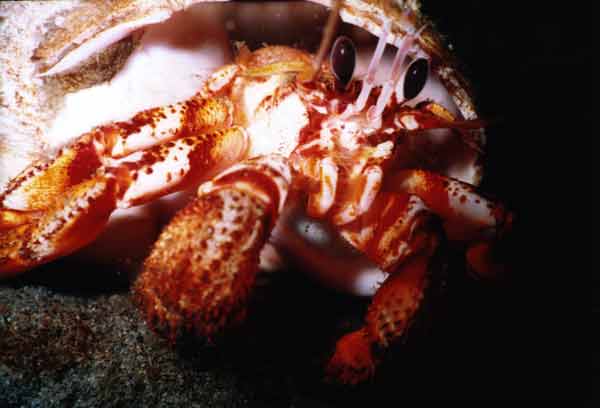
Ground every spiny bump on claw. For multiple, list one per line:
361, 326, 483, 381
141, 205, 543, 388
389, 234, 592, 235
134, 188, 269, 342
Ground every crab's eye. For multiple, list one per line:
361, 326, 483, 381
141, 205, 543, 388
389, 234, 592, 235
330, 36, 356, 87
403, 58, 429, 100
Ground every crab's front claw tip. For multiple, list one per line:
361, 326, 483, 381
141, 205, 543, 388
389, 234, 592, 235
0, 176, 118, 278
133, 187, 270, 343
325, 329, 377, 385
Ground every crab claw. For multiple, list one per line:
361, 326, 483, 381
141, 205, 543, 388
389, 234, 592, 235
0, 74, 249, 278
134, 155, 290, 342
0, 175, 118, 277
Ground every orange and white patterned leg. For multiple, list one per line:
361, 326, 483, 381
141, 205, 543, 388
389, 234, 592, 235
0, 85, 232, 217
0, 124, 247, 277
387, 169, 513, 278
326, 253, 431, 384
326, 191, 438, 384
134, 155, 290, 341
0, 61, 249, 279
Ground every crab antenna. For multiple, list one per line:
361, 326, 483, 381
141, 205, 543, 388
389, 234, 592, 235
341, 18, 391, 118
369, 23, 428, 121
309, 0, 342, 82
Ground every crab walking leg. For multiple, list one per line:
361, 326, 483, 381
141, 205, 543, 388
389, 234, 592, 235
100, 63, 240, 159
326, 192, 438, 384
112, 127, 248, 208
388, 169, 513, 277
0, 95, 234, 216
100, 96, 233, 158
0, 135, 106, 215
386, 169, 509, 237
338, 193, 434, 270
326, 255, 431, 384
134, 155, 290, 341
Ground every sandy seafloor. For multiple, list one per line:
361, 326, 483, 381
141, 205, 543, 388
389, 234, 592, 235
0, 257, 543, 407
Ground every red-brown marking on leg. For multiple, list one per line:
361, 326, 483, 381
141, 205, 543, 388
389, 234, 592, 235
391, 169, 454, 220
339, 192, 432, 271
387, 169, 512, 242
1, 135, 103, 212
36, 177, 118, 260
328, 190, 438, 384
326, 253, 431, 385
365, 254, 429, 348
66, 138, 103, 185
101, 97, 231, 158
114, 127, 248, 208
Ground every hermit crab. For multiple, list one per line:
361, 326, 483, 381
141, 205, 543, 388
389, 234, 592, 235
0, 0, 512, 384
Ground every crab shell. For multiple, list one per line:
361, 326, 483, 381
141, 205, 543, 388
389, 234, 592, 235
0, 0, 484, 295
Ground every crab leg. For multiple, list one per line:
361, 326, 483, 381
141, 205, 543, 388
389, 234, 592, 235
0, 125, 247, 276
326, 191, 438, 384
325, 168, 512, 383
326, 253, 431, 384
134, 155, 290, 341
338, 193, 433, 270
392, 170, 511, 233
0, 123, 247, 277
101, 97, 233, 159
387, 169, 513, 277
0, 91, 235, 214
111, 127, 248, 208
0, 60, 240, 216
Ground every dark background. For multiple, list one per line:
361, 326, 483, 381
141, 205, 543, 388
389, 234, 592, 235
422, 2, 591, 406
1, 1, 591, 407
421, 2, 591, 406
